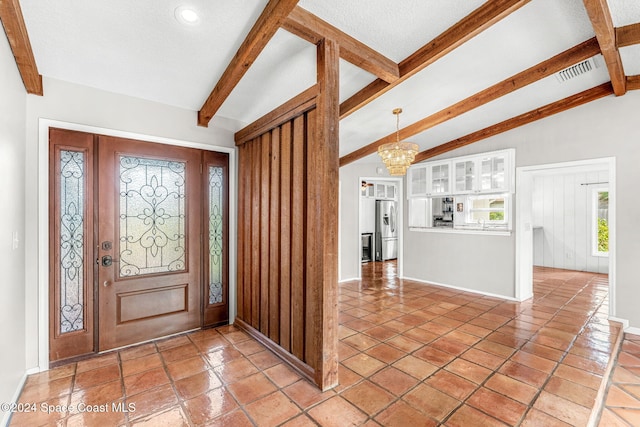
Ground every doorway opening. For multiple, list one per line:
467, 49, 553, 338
46, 125, 232, 364
358, 177, 403, 280
516, 158, 616, 316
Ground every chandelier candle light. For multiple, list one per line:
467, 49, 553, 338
377, 108, 419, 176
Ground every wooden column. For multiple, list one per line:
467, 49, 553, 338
307, 38, 339, 389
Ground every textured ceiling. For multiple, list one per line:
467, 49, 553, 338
17, 0, 640, 160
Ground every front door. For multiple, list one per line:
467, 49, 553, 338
97, 135, 203, 350
49, 128, 229, 361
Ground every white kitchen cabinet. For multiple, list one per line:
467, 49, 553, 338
453, 159, 476, 194
408, 165, 428, 198
408, 162, 451, 197
428, 161, 451, 195
478, 152, 509, 193
370, 182, 398, 200
408, 149, 513, 199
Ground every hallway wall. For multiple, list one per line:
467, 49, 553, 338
0, 27, 27, 420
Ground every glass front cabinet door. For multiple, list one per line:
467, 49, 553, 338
454, 159, 476, 193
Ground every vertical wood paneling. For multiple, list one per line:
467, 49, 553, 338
291, 114, 306, 361
574, 173, 588, 270
279, 122, 292, 352
564, 174, 576, 271
269, 127, 281, 342
532, 170, 609, 273
260, 133, 271, 333
251, 138, 261, 328
236, 144, 246, 320
305, 107, 318, 366
235, 60, 339, 389
243, 143, 253, 324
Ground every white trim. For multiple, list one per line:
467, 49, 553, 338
356, 176, 404, 280
38, 118, 237, 372
609, 316, 629, 330
625, 326, 640, 335
515, 157, 616, 314
338, 277, 359, 283
401, 276, 520, 302
1, 372, 29, 426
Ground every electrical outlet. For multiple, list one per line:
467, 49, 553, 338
12, 231, 19, 250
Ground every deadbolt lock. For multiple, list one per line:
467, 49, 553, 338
101, 255, 113, 267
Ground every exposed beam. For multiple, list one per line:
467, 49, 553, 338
0, 0, 42, 95
235, 85, 318, 146
414, 83, 613, 163
282, 7, 399, 83
198, 0, 300, 127
616, 22, 640, 48
340, 38, 601, 167
583, 0, 626, 96
628, 75, 640, 91
339, 0, 531, 119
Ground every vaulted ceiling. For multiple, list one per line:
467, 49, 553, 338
4, 0, 640, 165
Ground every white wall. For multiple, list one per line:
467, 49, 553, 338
398, 90, 640, 327
532, 170, 609, 273
24, 78, 237, 370
0, 29, 27, 419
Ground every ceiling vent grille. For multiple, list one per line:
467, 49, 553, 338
555, 58, 597, 83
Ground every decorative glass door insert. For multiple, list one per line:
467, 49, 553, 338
208, 166, 224, 305
118, 156, 187, 277
59, 150, 85, 333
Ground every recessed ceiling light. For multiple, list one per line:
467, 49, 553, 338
175, 6, 200, 25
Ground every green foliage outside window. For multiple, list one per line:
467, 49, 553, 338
489, 211, 504, 221
598, 217, 609, 253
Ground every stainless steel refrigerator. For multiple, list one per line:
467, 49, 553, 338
375, 200, 398, 261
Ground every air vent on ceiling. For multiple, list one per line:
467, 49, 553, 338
555, 57, 598, 83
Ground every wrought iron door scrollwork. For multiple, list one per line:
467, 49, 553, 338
119, 156, 186, 277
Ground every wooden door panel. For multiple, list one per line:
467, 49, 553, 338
97, 136, 202, 351
202, 150, 230, 327
48, 128, 95, 362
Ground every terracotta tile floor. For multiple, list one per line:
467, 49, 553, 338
8, 262, 632, 426
598, 333, 640, 426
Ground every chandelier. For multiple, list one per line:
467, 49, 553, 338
377, 108, 419, 176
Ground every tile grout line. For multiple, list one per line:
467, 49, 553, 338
585, 325, 625, 427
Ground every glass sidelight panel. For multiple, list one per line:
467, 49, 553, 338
59, 150, 85, 333
208, 166, 224, 304
119, 156, 187, 277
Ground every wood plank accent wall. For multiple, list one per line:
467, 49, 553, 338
236, 106, 338, 389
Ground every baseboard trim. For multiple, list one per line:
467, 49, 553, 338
1, 371, 29, 427
233, 318, 316, 386
401, 276, 520, 302
625, 326, 640, 335
609, 316, 629, 330
339, 276, 359, 283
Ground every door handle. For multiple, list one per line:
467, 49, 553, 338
103, 280, 110, 287
101, 255, 113, 267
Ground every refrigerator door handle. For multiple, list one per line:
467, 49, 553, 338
389, 205, 396, 233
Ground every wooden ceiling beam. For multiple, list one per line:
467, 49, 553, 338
616, 22, 640, 48
0, 0, 43, 95
582, 0, 626, 96
339, 38, 601, 167
414, 83, 614, 163
198, 0, 300, 127
628, 75, 640, 91
282, 7, 399, 83
338, 0, 531, 119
